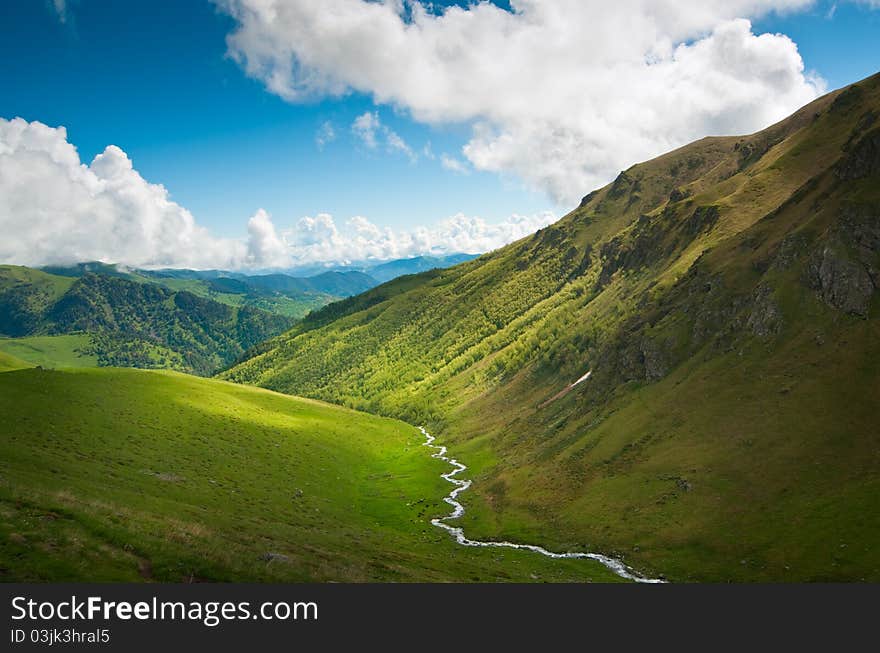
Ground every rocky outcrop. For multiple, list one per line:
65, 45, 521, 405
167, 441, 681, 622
683, 205, 721, 236
595, 215, 668, 288
640, 337, 669, 381
836, 128, 880, 181
579, 189, 600, 208
668, 187, 692, 203
598, 332, 671, 385
747, 284, 784, 338
770, 233, 808, 272
806, 245, 874, 317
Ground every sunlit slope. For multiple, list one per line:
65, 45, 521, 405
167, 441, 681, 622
224, 73, 880, 581
0, 350, 32, 372
0, 366, 624, 582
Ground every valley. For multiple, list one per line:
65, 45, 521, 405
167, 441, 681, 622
2, 72, 879, 583
222, 73, 880, 581
0, 363, 625, 582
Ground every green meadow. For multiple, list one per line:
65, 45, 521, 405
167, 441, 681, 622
0, 364, 626, 582
0, 334, 97, 368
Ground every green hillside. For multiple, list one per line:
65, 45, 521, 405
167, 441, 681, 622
224, 73, 880, 581
0, 366, 625, 582
0, 334, 97, 368
0, 268, 294, 375
38, 264, 366, 321
0, 350, 32, 372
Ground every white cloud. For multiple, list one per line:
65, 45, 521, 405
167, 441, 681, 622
215, 0, 827, 205
440, 154, 469, 174
351, 110, 415, 160
275, 211, 557, 266
315, 120, 336, 150
385, 129, 415, 160
246, 208, 289, 268
0, 117, 254, 269
0, 117, 544, 271
52, 0, 68, 23
352, 111, 380, 148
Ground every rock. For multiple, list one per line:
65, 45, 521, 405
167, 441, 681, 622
669, 187, 691, 203
260, 552, 290, 563
676, 478, 692, 492
839, 202, 880, 257
836, 128, 880, 181
806, 246, 874, 317
294, 488, 304, 499
641, 338, 669, 382
608, 170, 636, 199
747, 284, 784, 338
683, 205, 720, 236
770, 233, 808, 272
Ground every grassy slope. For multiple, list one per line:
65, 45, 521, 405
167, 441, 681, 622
224, 74, 880, 581
0, 365, 624, 582
0, 350, 32, 372
0, 334, 98, 368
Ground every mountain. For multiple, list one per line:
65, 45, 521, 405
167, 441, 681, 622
0, 364, 623, 582
0, 267, 294, 375
224, 73, 880, 581
278, 253, 480, 279
38, 257, 478, 315
42, 264, 377, 319
365, 254, 480, 283
242, 270, 377, 296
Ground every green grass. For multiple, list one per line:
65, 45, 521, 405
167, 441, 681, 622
0, 366, 626, 582
0, 335, 97, 368
0, 350, 32, 372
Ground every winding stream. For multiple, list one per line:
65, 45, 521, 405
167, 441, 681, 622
420, 426, 665, 583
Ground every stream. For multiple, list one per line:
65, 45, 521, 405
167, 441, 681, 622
420, 426, 665, 583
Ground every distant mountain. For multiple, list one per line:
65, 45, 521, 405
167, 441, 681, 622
224, 73, 880, 581
33, 255, 477, 319
278, 253, 480, 280
364, 254, 479, 283
1, 254, 473, 373
39, 264, 376, 320
0, 266, 293, 375
243, 270, 376, 297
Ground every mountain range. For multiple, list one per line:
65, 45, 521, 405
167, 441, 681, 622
0, 254, 474, 375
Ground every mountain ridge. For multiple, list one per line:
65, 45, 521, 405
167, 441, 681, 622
223, 72, 880, 581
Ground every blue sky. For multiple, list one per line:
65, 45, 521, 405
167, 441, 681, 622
0, 1, 878, 269
1, 0, 549, 239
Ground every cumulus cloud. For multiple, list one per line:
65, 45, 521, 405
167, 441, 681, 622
0, 117, 538, 269
351, 110, 415, 160
246, 208, 289, 267
216, 0, 828, 204
0, 117, 251, 269
273, 211, 557, 266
